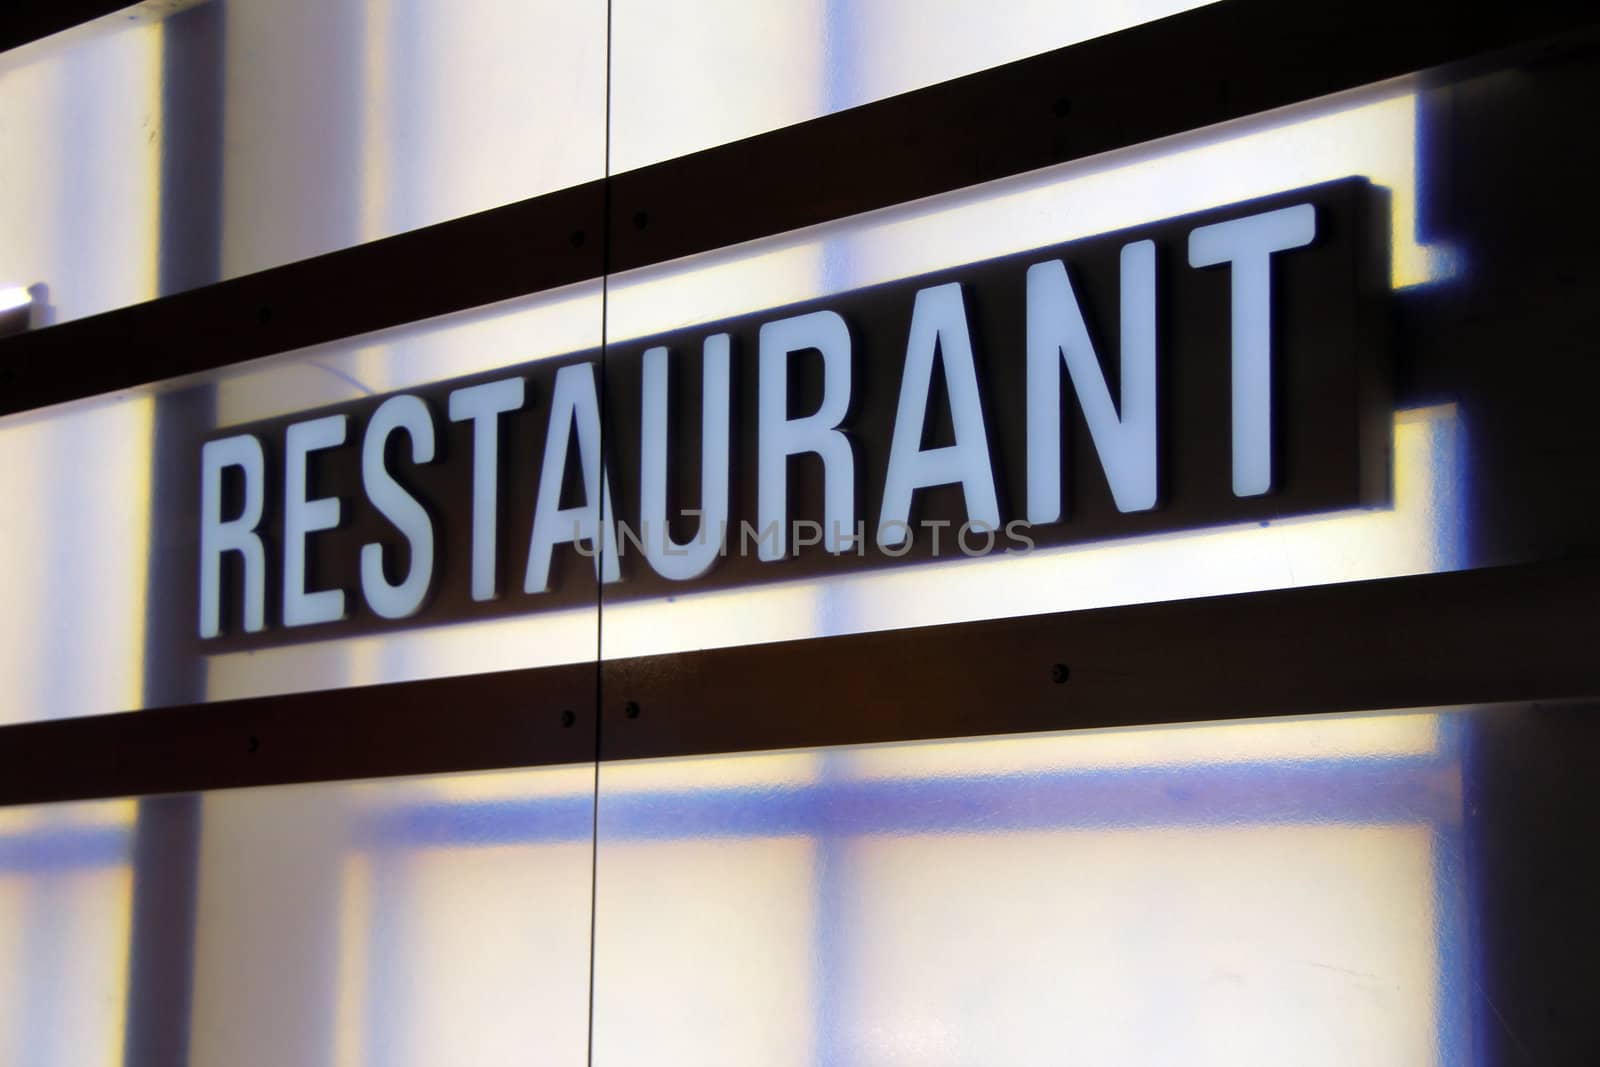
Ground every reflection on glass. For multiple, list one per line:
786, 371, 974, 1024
592, 710, 1466, 1066
0, 800, 137, 1067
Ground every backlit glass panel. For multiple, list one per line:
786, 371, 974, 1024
591, 710, 1467, 1066
0, 1, 605, 326
0, 800, 137, 1067
608, 0, 1223, 172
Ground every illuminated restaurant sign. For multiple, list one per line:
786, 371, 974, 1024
195, 178, 1389, 644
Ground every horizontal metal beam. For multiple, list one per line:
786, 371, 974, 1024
1, 1, 138, 55
600, 558, 1600, 761
0, 663, 596, 806
1, 558, 1596, 806
604, 0, 1599, 274
2, 0, 1596, 416
0, 181, 606, 416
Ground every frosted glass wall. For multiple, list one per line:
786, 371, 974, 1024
0, 1, 607, 326
608, 0, 1224, 172
0, 765, 597, 1067
0, 800, 138, 1067
591, 710, 1467, 1066
0, 0, 1223, 327
0, 706, 1485, 1067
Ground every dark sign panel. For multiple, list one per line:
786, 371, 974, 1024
194, 178, 1390, 648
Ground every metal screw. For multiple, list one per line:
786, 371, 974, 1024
246, 735, 261, 753
560, 709, 576, 728
632, 210, 650, 230
569, 230, 586, 248
1051, 663, 1070, 684
624, 701, 641, 719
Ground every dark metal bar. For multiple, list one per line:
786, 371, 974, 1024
605, 0, 1599, 275
2, 0, 1596, 416
0, 179, 606, 416
1, 558, 1596, 806
0, 663, 596, 806
0, 1, 139, 55
599, 558, 1600, 761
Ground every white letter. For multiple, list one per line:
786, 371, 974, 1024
360, 395, 436, 620
878, 283, 999, 548
448, 377, 525, 601
1026, 240, 1158, 521
640, 335, 730, 580
283, 414, 348, 627
525, 363, 620, 593
757, 309, 854, 560
198, 434, 266, 638
1188, 203, 1316, 496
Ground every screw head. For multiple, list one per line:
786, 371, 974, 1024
560, 709, 576, 728
246, 735, 261, 753
1051, 663, 1070, 684
632, 210, 650, 230
624, 701, 641, 719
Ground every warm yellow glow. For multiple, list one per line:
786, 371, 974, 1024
203, 603, 597, 701
0, 875, 23, 1065
359, 2, 394, 245
385, 762, 596, 805
601, 749, 825, 793
333, 853, 371, 1067
842, 711, 1441, 781
840, 823, 1438, 1066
